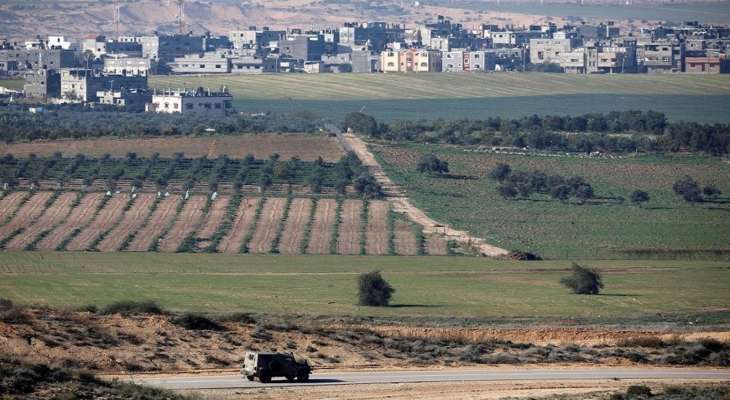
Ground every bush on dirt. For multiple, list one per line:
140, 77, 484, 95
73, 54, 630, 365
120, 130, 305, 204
358, 270, 395, 307
560, 263, 604, 295
173, 313, 224, 331
99, 301, 165, 316
416, 154, 449, 175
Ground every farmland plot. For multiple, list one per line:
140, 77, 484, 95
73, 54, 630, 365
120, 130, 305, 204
66, 195, 128, 251
306, 199, 336, 255
278, 198, 312, 255
248, 197, 287, 254
365, 200, 389, 255
158, 195, 207, 252
5, 192, 76, 250
218, 198, 260, 254
426, 235, 448, 256
0, 192, 53, 242
37, 193, 104, 250
96, 193, 155, 252
337, 199, 363, 255
394, 220, 418, 256
193, 195, 229, 248
126, 196, 180, 252
0, 192, 27, 223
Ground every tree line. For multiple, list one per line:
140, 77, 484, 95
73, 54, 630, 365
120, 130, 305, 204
0, 110, 319, 142
344, 111, 730, 155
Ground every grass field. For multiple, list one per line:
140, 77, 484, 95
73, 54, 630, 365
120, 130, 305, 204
373, 143, 730, 259
0, 252, 728, 322
150, 74, 730, 123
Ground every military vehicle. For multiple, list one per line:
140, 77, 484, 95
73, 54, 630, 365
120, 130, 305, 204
241, 351, 311, 383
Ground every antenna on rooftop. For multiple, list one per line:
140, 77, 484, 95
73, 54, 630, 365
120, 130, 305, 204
176, 0, 186, 34
113, 0, 121, 38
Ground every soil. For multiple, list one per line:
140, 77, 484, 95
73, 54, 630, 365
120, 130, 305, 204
0, 192, 52, 242
195, 196, 230, 247
97, 193, 155, 252
36, 193, 104, 250
126, 196, 180, 251
426, 235, 449, 256
306, 199, 336, 255
339, 133, 509, 257
5, 192, 76, 250
159, 195, 207, 252
336, 199, 363, 255
394, 219, 418, 256
278, 198, 312, 255
365, 200, 389, 255
219, 198, 260, 254
248, 198, 287, 254
0, 192, 27, 223
66, 195, 129, 251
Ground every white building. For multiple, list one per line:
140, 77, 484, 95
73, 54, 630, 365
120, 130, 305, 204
146, 88, 233, 114
103, 55, 152, 76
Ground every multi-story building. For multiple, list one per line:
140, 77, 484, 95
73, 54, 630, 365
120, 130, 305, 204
146, 88, 233, 114
529, 38, 573, 64
59, 68, 147, 102
103, 55, 153, 76
0, 46, 76, 75
169, 50, 233, 74
442, 50, 494, 72
230, 55, 279, 74
23, 69, 60, 98
96, 88, 151, 111
379, 48, 441, 72
280, 34, 325, 61
685, 56, 730, 73
638, 41, 683, 73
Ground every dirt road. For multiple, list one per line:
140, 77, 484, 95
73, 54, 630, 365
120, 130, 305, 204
337, 133, 509, 257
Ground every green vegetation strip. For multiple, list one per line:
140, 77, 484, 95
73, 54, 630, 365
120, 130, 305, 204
149, 196, 185, 252
329, 197, 344, 255
25, 192, 83, 251
269, 195, 293, 254
239, 197, 265, 254
88, 195, 136, 251
1, 252, 728, 323
57, 194, 111, 251
299, 198, 317, 254
359, 200, 369, 256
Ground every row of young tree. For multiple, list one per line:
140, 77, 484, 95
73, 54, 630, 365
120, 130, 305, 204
344, 111, 730, 155
0, 152, 382, 199
0, 110, 319, 142
358, 264, 605, 308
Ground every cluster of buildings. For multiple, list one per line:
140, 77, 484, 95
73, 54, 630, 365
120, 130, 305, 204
1, 17, 729, 111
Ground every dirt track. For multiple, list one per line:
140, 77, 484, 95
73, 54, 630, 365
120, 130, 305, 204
338, 133, 509, 257
159, 195, 207, 252
5, 192, 76, 249
96, 193, 155, 251
249, 197, 286, 253
219, 198, 260, 254
366, 200, 389, 255
337, 199, 363, 255
278, 198, 312, 255
306, 199, 336, 254
126, 196, 180, 251
37, 193, 104, 250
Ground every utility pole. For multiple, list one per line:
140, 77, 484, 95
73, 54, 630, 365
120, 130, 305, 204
113, 0, 121, 38
176, 0, 185, 34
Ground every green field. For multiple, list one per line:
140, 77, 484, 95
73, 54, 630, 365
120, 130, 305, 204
374, 144, 730, 259
0, 252, 728, 323
150, 74, 730, 123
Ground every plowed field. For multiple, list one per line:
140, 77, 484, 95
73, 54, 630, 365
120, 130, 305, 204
66, 195, 128, 251
159, 195, 207, 252
307, 199, 336, 255
337, 199, 363, 255
218, 198, 260, 254
96, 193, 155, 251
0, 192, 53, 242
37, 193, 104, 250
278, 198, 312, 255
248, 197, 286, 254
365, 200, 389, 255
126, 196, 180, 251
5, 192, 76, 250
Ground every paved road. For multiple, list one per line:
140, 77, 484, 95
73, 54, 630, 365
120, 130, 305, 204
129, 368, 730, 390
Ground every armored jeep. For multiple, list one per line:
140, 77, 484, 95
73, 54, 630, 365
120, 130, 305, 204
241, 351, 310, 383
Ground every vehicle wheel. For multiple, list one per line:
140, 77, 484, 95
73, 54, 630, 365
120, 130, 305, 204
259, 373, 271, 383
297, 373, 309, 382
246, 375, 255, 381
286, 375, 295, 382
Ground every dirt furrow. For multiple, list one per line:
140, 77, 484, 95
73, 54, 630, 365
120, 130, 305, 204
219, 198, 260, 254
248, 197, 287, 254
0, 192, 27, 223
394, 219, 418, 256
66, 195, 128, 251
0, 192, 53, 242
37, 193, 104, 250
306, 199, 336, 255
5, 192, 77, 249
337, 199, 363, 255
426, 235, 448, 255
96, 193, 156, 252
279, 198, 312, 255
195, 196, 230, 240
365, 200, 389, 255
158, 195, 207, 252
126, 196, 180, 251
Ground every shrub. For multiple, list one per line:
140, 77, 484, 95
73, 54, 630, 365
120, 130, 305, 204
630, 190, 650, 207
560, 263, 604, 295
0, 298, 13, 310
172, 313, 224, 331
99, 300, 164, 316
357, 270, 395, 307
625, 385, 652, 398
0, 307, 30, 325
489, 163, 511, 182
416, 154, 449, 175
617, 336, 664, 348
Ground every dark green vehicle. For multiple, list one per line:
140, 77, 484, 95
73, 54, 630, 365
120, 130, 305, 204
241, 351, 311, 383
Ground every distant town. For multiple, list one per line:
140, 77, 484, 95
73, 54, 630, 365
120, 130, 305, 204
1, 17, 729, 112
